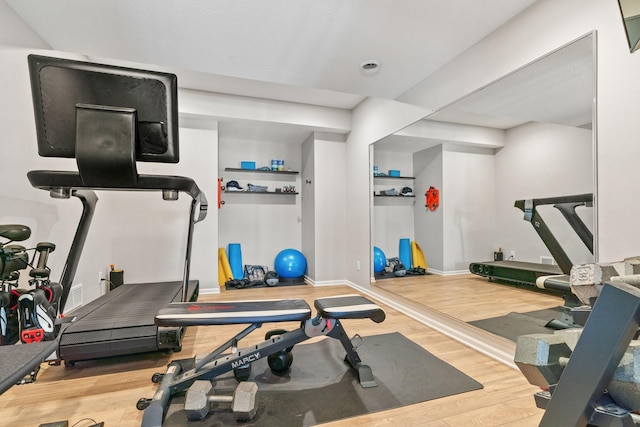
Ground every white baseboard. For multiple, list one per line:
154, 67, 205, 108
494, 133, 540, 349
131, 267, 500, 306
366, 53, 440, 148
199, 285, 221, 295
304, 276, 344, 287
426, 268, 469, 276
344, 279, 517, 370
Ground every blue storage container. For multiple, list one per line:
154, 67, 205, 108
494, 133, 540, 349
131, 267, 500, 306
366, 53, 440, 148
241, 161, 256, 170
389, 169, 400, 177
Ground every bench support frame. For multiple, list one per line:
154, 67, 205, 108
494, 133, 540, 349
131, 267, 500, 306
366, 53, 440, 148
140, 305, 381, 427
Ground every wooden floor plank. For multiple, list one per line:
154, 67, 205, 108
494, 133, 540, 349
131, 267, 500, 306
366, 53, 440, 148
375, 273, 563, 322
0, 282, 547, 426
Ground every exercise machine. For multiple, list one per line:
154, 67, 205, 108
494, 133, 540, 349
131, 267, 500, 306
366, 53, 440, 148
0, 224, 73, 392
0, 53, 210, 393
469, 194, 594, 329
0, 223, 64, 391
24, 55, 207, 363
1, 224, 62, 345
137, 294, 386, 426
515, 258, 640, 426
470, 194, 594, 322
470, 193, 593, 290
1, 224, 31, 346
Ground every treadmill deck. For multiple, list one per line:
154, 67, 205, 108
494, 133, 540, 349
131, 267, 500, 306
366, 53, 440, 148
59, 280, 198, 362
470, 260, 565, 289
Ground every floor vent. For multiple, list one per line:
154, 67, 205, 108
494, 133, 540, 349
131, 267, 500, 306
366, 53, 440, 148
540, 256, 555, 265
67, 284, 83, 311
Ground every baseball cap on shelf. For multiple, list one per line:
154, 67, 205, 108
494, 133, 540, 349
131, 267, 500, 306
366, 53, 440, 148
226, 180, 243, 191
400, 187, 414, 196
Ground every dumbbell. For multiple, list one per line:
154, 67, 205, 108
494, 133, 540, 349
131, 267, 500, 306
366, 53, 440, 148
514, 333, 572, 389
184, 380, 258, 421
516, 331, 640, 412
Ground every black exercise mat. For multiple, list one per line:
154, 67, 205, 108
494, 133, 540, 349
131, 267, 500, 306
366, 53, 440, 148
164, 332, 483, 426
469, 307, 565, 342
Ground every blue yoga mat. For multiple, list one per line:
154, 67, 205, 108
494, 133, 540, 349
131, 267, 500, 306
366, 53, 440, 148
399, 238, 412, 270
227, 243, 243, 279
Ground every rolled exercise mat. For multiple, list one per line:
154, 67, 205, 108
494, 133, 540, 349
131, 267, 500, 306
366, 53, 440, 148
399, 238, 412, 270
218, 248, 234, 283
227, 243, 243, 280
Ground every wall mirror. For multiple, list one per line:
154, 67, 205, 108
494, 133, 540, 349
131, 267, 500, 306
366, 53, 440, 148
370, 32, 597, 328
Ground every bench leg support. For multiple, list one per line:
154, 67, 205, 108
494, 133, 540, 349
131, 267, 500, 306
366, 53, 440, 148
141, 361, 184, 427
328, 320, 378, 388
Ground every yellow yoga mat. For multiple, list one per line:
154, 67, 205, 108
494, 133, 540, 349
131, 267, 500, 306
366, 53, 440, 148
411, 241, 428, 270
218, 247, 234, 284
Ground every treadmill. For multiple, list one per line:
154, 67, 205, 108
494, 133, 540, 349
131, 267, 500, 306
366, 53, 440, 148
24, 55, 208, 363
470, 193, 594, 295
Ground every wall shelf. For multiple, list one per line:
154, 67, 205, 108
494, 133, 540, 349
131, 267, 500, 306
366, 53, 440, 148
221, 166, 299, 203
374, 194, 415, 198
225, 167, 299, 175
373, 175, 415, 180
374, 173, 415, 204
225, 190, 298, 195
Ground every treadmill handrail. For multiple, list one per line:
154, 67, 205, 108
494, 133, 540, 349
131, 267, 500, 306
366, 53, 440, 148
514, 193, 593, 210
57, 190, 97, 314
28, 170, 204, 200
553, 201, 594, 254
514, 193, 594, 275
28, 169, 208, 224
27, 170, 208, 314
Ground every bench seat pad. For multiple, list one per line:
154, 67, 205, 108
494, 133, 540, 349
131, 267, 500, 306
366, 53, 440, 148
155, 298, 311, 326
314, 295, 385, 323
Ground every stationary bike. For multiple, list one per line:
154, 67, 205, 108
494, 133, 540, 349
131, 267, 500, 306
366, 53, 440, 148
0, 224, 61, 345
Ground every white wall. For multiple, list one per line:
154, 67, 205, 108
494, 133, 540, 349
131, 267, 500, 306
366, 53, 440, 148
410, 144, 496, 275
300, 134, 315, 279
413, 145, 444, 272
102, 124, 218, 290
442, 145, 497, 273
310, 133, 347, 283
218, 139, 302, 272
495, 121, 593, 265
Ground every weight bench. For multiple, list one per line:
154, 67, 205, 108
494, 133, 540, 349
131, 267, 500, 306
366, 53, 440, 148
138, 294, 385, 426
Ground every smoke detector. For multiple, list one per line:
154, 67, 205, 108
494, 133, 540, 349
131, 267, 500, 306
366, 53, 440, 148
360, 60, 381, 75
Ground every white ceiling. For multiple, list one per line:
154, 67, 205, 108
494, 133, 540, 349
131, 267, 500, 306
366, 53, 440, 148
6, 0, 537, 107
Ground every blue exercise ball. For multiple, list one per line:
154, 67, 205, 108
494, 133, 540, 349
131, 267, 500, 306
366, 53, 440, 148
274, 248, 307, 278
373, 246, 386, 273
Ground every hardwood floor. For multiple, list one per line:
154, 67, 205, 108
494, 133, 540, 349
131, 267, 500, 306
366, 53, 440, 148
0, 279, 551, 426
375, 273, 564, 322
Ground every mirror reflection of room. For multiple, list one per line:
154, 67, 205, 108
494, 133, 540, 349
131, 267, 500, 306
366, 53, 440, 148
373, 32, 595, 333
